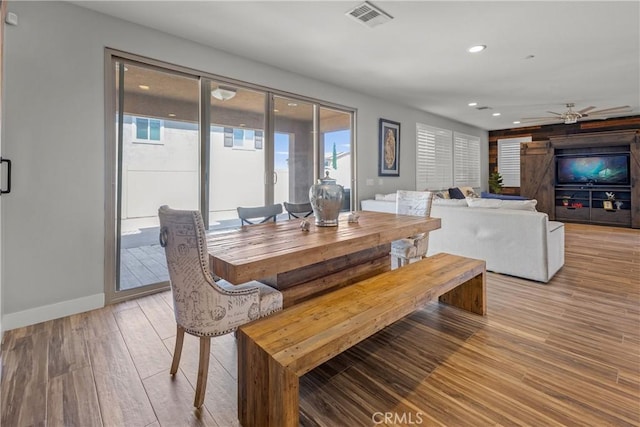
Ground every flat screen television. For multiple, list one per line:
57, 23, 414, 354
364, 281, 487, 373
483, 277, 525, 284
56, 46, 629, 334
556, 153, 630, 186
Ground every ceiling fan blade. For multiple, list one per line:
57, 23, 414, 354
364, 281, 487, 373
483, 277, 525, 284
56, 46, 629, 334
588, 105, 631, 115
546, 111, 563, 116
578, 106, 596, 114
520, 117, 560, 122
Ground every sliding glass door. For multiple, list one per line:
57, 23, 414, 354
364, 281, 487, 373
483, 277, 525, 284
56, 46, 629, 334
272, 95, 315, 204
272, 97, 354, 209
319, 107, 353, 210
113, 60, 200, 294
107, 52, 355, 303
207, 81, 267, 226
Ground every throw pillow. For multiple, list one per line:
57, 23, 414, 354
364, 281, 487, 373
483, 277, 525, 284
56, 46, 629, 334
435, 190, 451, 199
374, 194, 386, 201
459, 186, 479, 198
383, 193, 397, 202
448, 187, 466, 199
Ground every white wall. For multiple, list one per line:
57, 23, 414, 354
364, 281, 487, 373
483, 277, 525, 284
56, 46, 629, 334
0, 0, 4, 338
120, 119, 269, 229
1, 1, 487, 329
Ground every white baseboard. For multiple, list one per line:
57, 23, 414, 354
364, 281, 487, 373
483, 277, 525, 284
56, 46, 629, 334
2, 293, 105, 331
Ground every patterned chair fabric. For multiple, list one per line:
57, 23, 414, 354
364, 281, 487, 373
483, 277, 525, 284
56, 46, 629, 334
390, 191, 434, 267
158, 205, 282, 407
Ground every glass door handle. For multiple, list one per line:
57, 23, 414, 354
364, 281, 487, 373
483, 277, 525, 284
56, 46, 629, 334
273, 171, 278, 185
0, 158, 11, 195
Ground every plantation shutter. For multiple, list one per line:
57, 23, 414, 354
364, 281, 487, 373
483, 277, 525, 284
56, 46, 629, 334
416, 123, 453, 190
453, 132, 481, 187
498, 136, 530, 187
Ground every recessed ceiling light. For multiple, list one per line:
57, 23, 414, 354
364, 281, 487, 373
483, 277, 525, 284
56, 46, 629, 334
468, 102, 478, 107
239, 123, 246, 127
492, 112, 501, 116
138, 85, 150, 90
168, 113, 176, 117
513, 120, 521, 124
468, 45, 486, 53
287, 103, 298, 107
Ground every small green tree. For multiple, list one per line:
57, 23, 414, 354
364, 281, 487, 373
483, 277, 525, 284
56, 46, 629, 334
489, 172, 503, 194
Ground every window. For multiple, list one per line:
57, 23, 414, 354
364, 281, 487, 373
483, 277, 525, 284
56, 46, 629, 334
416, 125, 482, 190
223, 127, 261, 150
134, 117, 162, 142
498, 136, 530, 187
453, 132, 481, 188
416, 123, 453, 190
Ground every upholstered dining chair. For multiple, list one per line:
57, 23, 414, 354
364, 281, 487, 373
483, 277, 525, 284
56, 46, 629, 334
237, 203, 283, 225
390, 190, 434, 267
283, 201, 314, 219
158, 205, 283, 408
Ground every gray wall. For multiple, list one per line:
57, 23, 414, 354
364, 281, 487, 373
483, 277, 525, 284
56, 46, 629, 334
1, 1, 487, 329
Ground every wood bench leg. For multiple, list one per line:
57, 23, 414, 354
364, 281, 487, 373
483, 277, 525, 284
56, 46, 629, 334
438, 271, 486, 315
238, 331, 300, 427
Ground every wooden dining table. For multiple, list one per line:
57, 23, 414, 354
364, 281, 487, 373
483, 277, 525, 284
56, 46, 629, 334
207, 210, 441, 306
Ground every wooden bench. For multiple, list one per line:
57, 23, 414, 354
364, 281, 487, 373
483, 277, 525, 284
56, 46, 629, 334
236, 252, 486, 427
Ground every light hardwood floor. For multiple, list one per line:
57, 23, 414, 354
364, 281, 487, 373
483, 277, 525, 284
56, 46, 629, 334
1, 223, 639, 426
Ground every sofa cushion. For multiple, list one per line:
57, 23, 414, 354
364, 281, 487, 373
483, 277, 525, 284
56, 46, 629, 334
466, 198, 503, 208
500, 199, 538, 211
360, 199, 396, 214
448, 187, 466, 199
375, 193, 397, 202
433, 198, 469, 207
466, 197, 537, 211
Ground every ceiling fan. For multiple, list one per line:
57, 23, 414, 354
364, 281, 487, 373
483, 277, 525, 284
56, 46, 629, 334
521, 103, 632, 125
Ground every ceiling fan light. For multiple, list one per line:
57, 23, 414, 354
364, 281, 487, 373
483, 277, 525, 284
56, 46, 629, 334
211, 86, 237, 101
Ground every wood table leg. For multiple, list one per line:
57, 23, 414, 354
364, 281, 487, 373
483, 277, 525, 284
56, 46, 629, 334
438, 271, 486, 315
238, 330, 300, 427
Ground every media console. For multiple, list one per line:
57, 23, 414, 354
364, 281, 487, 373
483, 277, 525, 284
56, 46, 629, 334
520, 130, 638, 229
555, 186, 632, 227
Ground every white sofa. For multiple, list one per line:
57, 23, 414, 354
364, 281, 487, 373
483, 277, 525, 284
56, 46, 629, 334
361, 196, 565, 283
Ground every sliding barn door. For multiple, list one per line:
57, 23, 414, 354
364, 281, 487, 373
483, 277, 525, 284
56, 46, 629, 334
520, 141, 554, 218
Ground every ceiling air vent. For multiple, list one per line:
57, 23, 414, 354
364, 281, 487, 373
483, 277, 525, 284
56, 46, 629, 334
346, 2, 393, 28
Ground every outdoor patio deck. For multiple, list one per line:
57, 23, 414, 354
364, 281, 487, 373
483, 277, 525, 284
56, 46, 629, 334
119, 216, 280, 290
120, 245, 169, 290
